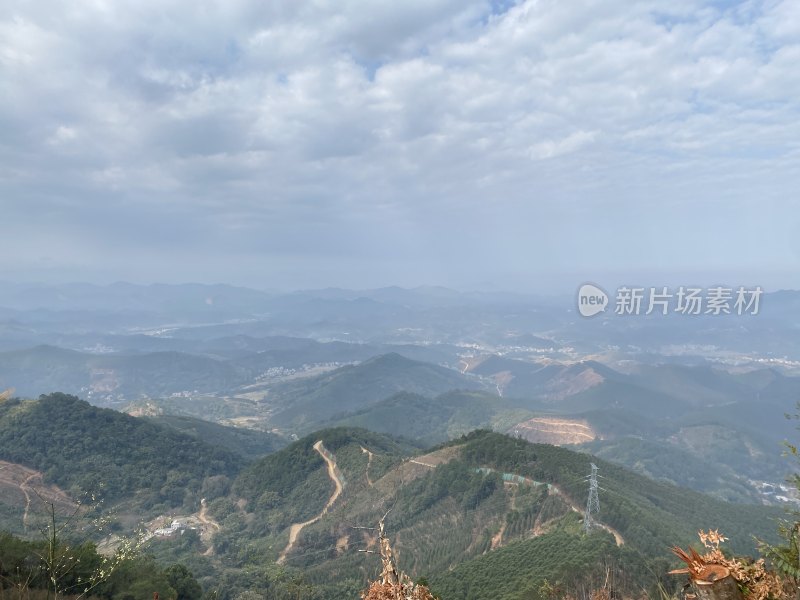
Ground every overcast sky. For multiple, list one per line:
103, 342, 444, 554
1, 0, 799, 292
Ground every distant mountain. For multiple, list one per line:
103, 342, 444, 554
0, 281, 273, 314
0, 336, 465, 404
267, 353, 485, 427
0, 345, 243, 400
326, 390, 532, 445
458, 357, 799, 500
554, 379, 691, 417
502, 332, 555, 348
583, 436, 765, 503
0, 345, 91, 396
286, 356, 798, 502
629, 363, 757, 406
466, 356, 621, 401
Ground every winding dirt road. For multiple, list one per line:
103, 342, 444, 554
469, 464, 625, 548
491, 486, 516, 549
277, 441, 342, 565
551, 486, 625, 546
20, 473, 38, 530
360, 446, 374, 487
198, 498, 221, 555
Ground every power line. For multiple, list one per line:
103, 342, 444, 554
584, 463, 600, 534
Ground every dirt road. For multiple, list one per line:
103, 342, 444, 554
198, 498, 221, 555
0, 461, 75, 532
550, 486, 625, 546
277, 441, 342, 564
491, 486, 516, 549
360, 446, 374, 486
20, 473, 38, 530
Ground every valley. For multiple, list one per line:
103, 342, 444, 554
0, 284, 798, 600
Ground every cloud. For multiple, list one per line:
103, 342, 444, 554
0, 0, 798, 290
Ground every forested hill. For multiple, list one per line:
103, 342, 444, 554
426, 432, 786, 599
267, 352, 483, 427
0, 393, 243, 507
201, 428, 784, 600
148, 414, 287, 460
445, 431, 782, 553
232, 426, 416, 506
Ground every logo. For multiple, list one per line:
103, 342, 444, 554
577, 283, 609, 317
575, 284, 762, 317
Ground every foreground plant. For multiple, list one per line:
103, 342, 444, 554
34, 489, 148, 600
671, 530, 787, 600
359, 510, 436, 600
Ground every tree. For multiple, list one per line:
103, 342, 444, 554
756, 403, 800, 599
165, 564, 203, 600
28, 487, 147, 600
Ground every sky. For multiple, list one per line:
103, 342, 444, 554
1, 0, 799, 292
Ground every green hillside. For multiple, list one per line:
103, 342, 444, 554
0, 391, 788, 600
431, 529, 651, 600
326, 390, 531, 444
451, 432, 781, 557
232, 427, 414, 517
148, 414, 287, 460
267, 353, 483, 427
555, 379, 691, 417
0, 393, 243, 508
583, 436, 764, 503
201, 428, 782, 600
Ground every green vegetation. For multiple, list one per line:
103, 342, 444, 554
208, 428, 784, 599
450, 431, 781, 556
148, 414, 287, 460
326, 390, 532, 445
0, 393, 243, 508
0, 346, 243, 400
583, 436, 764, 503
757, 403, 800, 585
268, 353, 482, 427
143, 395, 262, 423
232, 427, 411, 534
0, 387, 790, 600
430, 530, 653, 600
0, 531, 202, 600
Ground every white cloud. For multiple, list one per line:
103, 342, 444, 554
528, 130, 597, 160
0, 0, 798, 289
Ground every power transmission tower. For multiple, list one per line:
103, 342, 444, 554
583, 463, 600, 533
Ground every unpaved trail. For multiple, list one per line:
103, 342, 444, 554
277, 441, 342, 565
599, 522, 625, 546
491, 487, 516, 549
20, 473, 38, 530
550, 485, 625, 546
198, 498, 220, 529
198, 498, 221, 556
360, 446, 374, 486
477, 466, 625, 548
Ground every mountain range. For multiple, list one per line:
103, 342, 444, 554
0, 394, 788, 600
